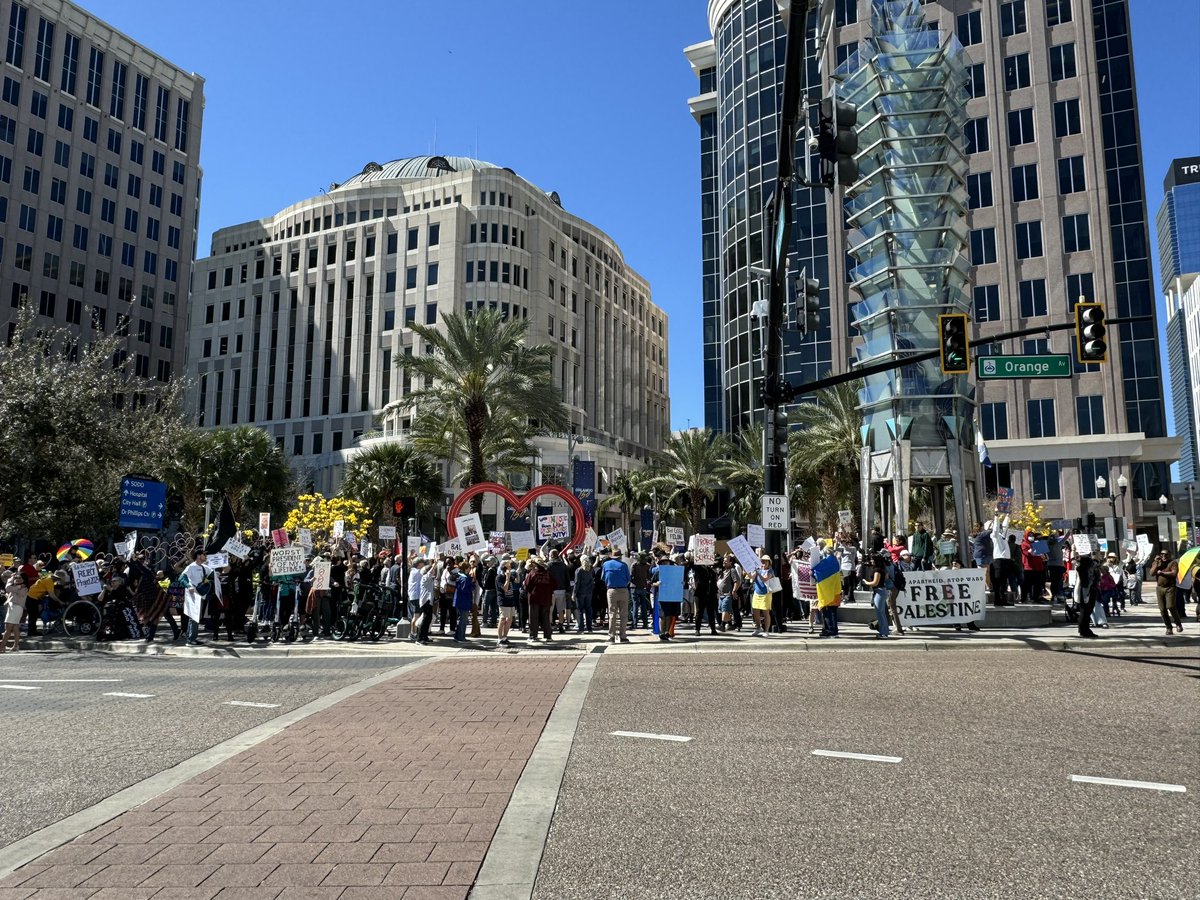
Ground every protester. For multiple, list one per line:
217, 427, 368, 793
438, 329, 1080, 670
481, 556, 499, 628
407, 558, 425, 623
3, 566, 29, 651
600, 550, 631, 643
496, 559, 518, 647
1074, 552, 1100, 638
862, 551, 891, 639
181, 549, 221, 646
573, 555, 595, 634
452, 559, 474, 643
716, 555, 737, 632
631, 553, 652, 629
691, 557, 719, 636
1148, 549, 1182, 635
547, 550, 569, 633
1020, 529, 1048, 604
750, 554, 774, 637
524, 557, 556, 642
910, 522, 934, 570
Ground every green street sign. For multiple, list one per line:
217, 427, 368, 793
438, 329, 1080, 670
976, 354, 1072, 379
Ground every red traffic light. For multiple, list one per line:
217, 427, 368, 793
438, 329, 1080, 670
392, 496, 416, 517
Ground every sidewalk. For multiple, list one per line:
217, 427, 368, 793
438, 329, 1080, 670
0, 656, 579, 899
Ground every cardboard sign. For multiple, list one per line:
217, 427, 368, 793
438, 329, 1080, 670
516, 548, 530, 562
995, 487, 1014, 514
332, 519, 345, 539
270, 547, 307, 577
258, 512, 271, 536
453, 513, 486, 552
510, 530, 537, 550
440, 538, 462, 556
656, 565, 685, 603
897, 570, 987, 626
1136, 534, 1153, 562
1072, 534, 1100, 555
310, 561, 331, 592
607, 528, 627, 552
114, 541, 132, 559
204, 552, 230, 569
222, 537, 251, 559
665, 526, 684, 547
727, 535, 761, 575
407, 536, 422, 557
71, 561, 103, 596
695, 535, 717, 566
537, 514, 570, 542
378, 525, 397, 541
746, 524, 766, 548
271, 528, 289, 548
837, 509, 854, 531
297, 528, 313, 550
0, 553, 13, 567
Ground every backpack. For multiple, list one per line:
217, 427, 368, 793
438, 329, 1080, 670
1098, 570, 1116, 592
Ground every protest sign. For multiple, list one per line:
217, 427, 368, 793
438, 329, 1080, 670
516, 548, 530, 561
361, 540, 374, 559
510, 530, 537, 550
489, 531, 507, 554
746, 524, 766, 548
837, 509, 854, 531
407, 536, 422, 557
205, 552, 229, 569
344, 532, 359, 552
896, 569, 987, 627
272, 528, 289, 548
332, 520, 345, 539
123, 531, 138, 560
1031, 540, 1049, 556
71, 561, 103, 596
537, 514, 570, 542
378, 525, 397, 541
223, 537, 251, 560
938, 539, 958, 556
727, 535, 760, 574
1136, 534, 1153, 562
0, 553, 13, 567
995, 487, 1014, 514
608, 528, 628, 552
656, 566, 685, 603
311, 561, 331, 592
1072, 533, 1100, 555
297, 528, 313, 550
665, 526, 684, 547
454, 513, 487, 552
695, 535, 717, 566
114, 541, 131, 559
258, 512, 271, 536
270, 547, 307, 577
440, 538, 462, 556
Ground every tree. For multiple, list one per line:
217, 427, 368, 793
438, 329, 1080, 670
789, 378, 865, 535
341, 443, 443, 524
398, 308, 568, 512
0, 301, 189, 543
283, 494, 373, 552
722, 423, 764, 530
597, 469, 655, 539
650, 429, 735, 529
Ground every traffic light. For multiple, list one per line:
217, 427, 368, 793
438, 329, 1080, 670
1075, 302, 1108, 363
817, 96, 859, 189
391, 496, 416, 517
795, 269, 821, 336
938, 313, 970, 375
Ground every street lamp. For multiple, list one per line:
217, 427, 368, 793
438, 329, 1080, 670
1095, 474, 1128, 519
1159, 494, 1170, 511
201, 487, 216, 538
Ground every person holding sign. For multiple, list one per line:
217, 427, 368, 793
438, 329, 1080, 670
751, 554, 775, 637
182, 549, 222, 646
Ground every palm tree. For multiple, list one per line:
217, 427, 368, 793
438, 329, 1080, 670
340, 443, 443, 525
164, 426, 291, 530
789, 378, 864, 534
651, 429, 735, 530
722, 423, 764, 530
597, 469, 655, 539
399, 308, 569, 512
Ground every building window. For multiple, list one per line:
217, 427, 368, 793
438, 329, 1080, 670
425, 303, 437, 325
1077, 395, 1105, 435
32, 16, 51, 81
980, 403, 1009, 441
984, 463, 1012, 496
835, 0, 858, 27
1056, 156, 1085, 194
1007, 107, 1035, 146
965, 63, 986, 99
956, 10, 982, 46
1022, 338, 1049, 355
6, 3, 26, 68
174, 98, 189, 153
967, 172, 993, 209
407, 227, 418, 251
1018, 279, 1048, 318
1031, 461, 1061, 501
1053, 98, 1081, 137
405, 266, 417, 290
1027, 398, 1056, 438
1066, 272, 1095, 308
428, 223, 440, 247
1079, 458, 1109, 500
1011, 163, 1039, 202
109, 60, 126, 119
60, 31, 78, 94
1003, 53, 1031, 91
154, 86, 169, 142
1000, 0, 1027, 37
1047, 0, 1073, 26
974, 284, 1000, 322
426, 263, 438, 286
965, 118, 989, 154
85, 47, 104, 107
970, 228, 997, 265
1062, 213, 1091, 253
1015, 221, 1043, 260
1050, 43, 1077, 81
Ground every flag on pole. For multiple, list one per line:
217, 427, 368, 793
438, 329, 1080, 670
976, 430, 993, 468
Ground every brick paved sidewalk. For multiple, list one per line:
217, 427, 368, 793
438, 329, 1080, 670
0, 656, 579, 900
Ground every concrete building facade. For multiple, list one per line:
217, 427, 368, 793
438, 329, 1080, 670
689, 0, 1176, 528
1160, 156, 1200, 483
187, 156, 669, 523
0, 0, 204, 381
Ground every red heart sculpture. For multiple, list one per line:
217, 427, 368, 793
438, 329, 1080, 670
446, 482, 586, 549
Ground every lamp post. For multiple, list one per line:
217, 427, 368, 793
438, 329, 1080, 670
1187, 484, 1197, 546
201, 487, 216, 540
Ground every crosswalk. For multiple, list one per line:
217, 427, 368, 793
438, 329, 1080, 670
0, 678, 280, 709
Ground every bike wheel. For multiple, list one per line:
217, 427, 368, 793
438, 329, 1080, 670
331, 617, 348, 640
63, 601, 102, 638
283, 622, 297, 643
345, 620, 360, 641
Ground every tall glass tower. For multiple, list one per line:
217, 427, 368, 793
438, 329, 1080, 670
1160, 157, 1200, 483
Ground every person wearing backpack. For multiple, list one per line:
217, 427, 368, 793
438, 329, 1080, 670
181, 549, 222, 647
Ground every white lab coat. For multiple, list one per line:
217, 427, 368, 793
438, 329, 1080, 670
182, 561, 223, 621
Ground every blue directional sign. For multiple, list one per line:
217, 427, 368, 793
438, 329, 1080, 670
119, 475, 167, 530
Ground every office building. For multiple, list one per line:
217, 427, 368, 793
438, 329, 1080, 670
1160, 156, 1200, 483
691, 0, 1177, 525
187, 155, 670, 519
0, 0, 204, 382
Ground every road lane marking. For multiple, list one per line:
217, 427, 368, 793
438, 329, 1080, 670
0, 679, 123, 683
225, 701, 281, 708
0, 685, 39, 690
812, 749, 903, 764
1071, 775, 1186, 793
610, 730, 692, 743
104, 692, 155, 699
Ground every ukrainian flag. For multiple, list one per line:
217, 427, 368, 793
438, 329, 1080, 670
812, 554, 843, 608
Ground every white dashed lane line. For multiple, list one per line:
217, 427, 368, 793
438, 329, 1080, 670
610, 731, 693, 743
812, 749, 903, 764
224, 700, 281, 708
1071, 775, 1187, 793
103, 692, 156, 699
0, 679, 123, 683
0, 685, 39, 691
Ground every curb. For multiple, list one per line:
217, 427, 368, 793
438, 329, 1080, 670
0, 655, 439, 881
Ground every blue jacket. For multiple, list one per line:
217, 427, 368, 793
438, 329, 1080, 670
453, 572, 474, 611
600, 558, 631, 588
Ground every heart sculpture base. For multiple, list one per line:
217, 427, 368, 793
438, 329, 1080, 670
446, 482, 586, 550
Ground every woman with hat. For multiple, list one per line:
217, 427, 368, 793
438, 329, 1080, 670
3, 565, 30, 650
751, 554, 775, 637
523, 557, 556, 643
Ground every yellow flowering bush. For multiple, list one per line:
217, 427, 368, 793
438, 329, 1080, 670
1007, 500, 1052, 534
283, 494, 373, 543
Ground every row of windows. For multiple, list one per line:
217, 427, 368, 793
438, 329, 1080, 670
957, 1, 1073, 49
980, 394, 1104, 442
982, 455, 1115, 504
964, 99, 1081, 155
968, 213, 1091, 266
967, 157, 1087, 210
469, 221, 525, 249
464, 259, 530, 289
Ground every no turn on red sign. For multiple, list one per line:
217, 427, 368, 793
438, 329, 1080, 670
762, 494, 790, 531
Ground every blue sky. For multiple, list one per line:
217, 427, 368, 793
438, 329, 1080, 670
84, 0, 1198, 434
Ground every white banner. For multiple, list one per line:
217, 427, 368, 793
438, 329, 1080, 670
607, 527, 627, 552
310, 561, 331, 592
896, 570, 987, 626
510, 530, 537, 550
454, 513, 487, 552
665, 526, 684, 547
205, 553, 229, 569
297, 528, 313, 550
695, 534, 717, 566
746, 524, 765, 548
332, 519, 345, 539
222, 537, 251, 560
378, 525, 397, 541
726, 535, 760, 575
71, 561, 103, 596
407, 535, 422, 557
270, 547, 307, 577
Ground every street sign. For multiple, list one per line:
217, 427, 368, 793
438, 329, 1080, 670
762, 494, 790, 531
118, 475, 167, 530
976, 355, 1071, 379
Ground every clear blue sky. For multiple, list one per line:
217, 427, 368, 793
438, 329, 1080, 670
85, 0, 1198, 435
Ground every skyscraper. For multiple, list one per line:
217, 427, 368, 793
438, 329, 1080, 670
1160, 156, 1200, 483
0, 0, 204, 382
691, 0, 1177, 526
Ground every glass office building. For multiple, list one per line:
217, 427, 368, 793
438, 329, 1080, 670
1160, 157, 1200, 482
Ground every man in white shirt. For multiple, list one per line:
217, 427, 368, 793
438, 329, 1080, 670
989, 516, 1012, 606
406, 558, 425, 622
182, 549, 223, 646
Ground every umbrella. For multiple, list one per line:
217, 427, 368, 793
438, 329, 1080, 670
1177, 546, 1200, 585
56, 539, 94, 561
56, 542, 73, 561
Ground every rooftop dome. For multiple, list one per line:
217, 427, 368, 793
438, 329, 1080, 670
332, 155, 502, 190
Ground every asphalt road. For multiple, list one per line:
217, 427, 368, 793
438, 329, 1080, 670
0, 651, 425, 848
535, 648, 1200, 900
